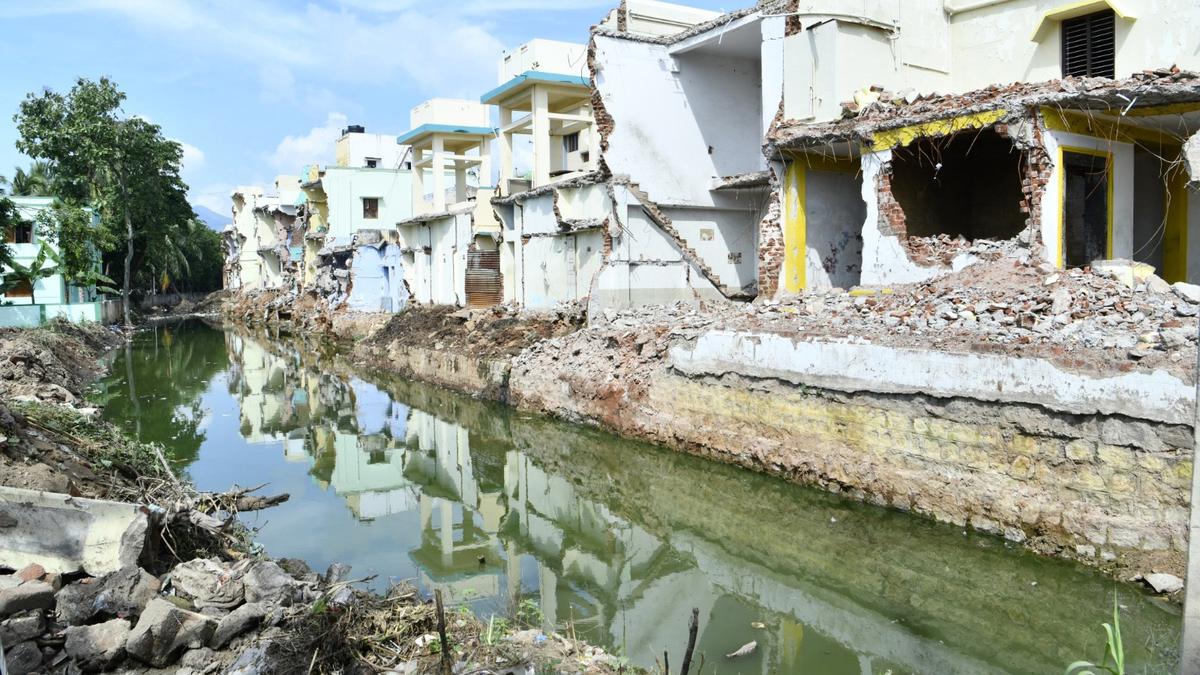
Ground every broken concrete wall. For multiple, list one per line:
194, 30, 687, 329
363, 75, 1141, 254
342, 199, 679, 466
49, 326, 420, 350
347, 238, 409, 314
662, 200, 762, 292
496, 186, 607, 309
591, 35, 764, 204
396, 211, 471, 306
802, 166, 866, 291
589, 184, 726, 315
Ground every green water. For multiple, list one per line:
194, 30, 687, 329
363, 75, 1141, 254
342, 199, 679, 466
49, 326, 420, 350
89, 320, 1181, 674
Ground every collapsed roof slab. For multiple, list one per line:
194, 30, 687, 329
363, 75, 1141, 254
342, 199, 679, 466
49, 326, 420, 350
767, 69, 1200, 153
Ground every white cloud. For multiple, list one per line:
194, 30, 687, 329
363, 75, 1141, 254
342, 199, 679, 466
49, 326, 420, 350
268, 112, 347, 174
175, 140, 205, 173
189, 183, 234, 215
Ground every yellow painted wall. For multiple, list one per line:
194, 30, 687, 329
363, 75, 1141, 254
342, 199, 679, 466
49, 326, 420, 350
783, 161, 805, 293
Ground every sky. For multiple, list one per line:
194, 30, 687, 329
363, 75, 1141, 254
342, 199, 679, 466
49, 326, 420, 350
0, 0, 736, 219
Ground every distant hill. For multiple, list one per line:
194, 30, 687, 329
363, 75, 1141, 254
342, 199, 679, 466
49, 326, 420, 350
192, 204, 230, 231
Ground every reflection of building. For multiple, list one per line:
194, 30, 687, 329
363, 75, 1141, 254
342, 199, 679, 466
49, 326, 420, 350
220, 331, 1112, 674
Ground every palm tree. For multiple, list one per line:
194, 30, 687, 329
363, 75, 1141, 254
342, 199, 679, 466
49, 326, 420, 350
10, 161, 55, 196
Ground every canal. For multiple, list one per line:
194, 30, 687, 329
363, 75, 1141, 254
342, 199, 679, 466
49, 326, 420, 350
88, 320, 1181, 674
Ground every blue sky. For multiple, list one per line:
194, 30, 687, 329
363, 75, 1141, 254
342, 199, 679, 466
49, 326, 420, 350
0, 0, 736, 218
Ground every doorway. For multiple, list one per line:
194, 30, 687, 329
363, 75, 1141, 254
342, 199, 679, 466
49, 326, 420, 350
1061, 149, 1111, 267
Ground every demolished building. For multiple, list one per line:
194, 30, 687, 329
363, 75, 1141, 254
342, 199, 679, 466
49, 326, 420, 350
761, 0, 1200, 296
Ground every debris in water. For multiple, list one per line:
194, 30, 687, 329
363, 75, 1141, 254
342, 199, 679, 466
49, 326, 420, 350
726, 641, 757, 658
750, 621, 765, 629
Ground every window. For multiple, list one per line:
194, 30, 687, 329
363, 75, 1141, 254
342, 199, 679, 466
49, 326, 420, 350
1061, 150, 1110, 267
5, 220, 33, 244
365, 157, 380, 169
362, 197, 379, 219
562, 132, 580, 154
1062, 10, 1115, 78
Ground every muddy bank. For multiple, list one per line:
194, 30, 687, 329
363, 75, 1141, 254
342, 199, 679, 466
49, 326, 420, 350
0, 323, 629, 675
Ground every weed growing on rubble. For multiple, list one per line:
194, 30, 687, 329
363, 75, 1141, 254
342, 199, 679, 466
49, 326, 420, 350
10, 399, 173, 496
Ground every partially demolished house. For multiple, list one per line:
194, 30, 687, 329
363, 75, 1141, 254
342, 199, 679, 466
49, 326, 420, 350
762, 0, 1200, 296
491, 7, 780, 312
225, 0, 1200, 317
300, 126, 415, 311
394, 98, 495, 307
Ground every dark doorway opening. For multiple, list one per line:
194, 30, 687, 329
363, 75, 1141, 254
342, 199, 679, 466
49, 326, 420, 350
888, 128, 1027, 242
1062, 150, 1109, 267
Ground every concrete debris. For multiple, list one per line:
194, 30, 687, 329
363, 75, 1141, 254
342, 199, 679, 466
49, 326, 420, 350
125, 597, 218, 668
1173, 282, 1200, 304
209, 602, 268, 649
1144, 572, 1185, 594
170, 558, 246, 610
0, 610, 44, 645
0, 486, 150, 577
64, 618, 132, 672
0, 581, 55, 618
240, 560, 304, 606
3, 639, 43, 675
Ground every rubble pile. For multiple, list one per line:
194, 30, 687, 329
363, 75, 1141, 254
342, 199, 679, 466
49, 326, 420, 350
0, 320, 123, 404
571, 252, 1199, 381
364, 302, 586, 359
0, 556, 315, 675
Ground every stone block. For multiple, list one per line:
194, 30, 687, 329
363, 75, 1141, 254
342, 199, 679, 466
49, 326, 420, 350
0, 581, 55, 618
1096, 445, 1134, 470
65, 618, 131, 672
1065, 439, 1095, 462
126, 598, 216, 668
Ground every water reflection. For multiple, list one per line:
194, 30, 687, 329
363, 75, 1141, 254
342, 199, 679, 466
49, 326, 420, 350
94, 322, 1181, 675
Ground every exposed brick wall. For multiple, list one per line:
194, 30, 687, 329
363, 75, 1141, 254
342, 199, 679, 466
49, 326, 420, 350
757, 187, 784, 298
876, 164, 906, 238
1010, 118, 1055, 252
587, 40, 615, 155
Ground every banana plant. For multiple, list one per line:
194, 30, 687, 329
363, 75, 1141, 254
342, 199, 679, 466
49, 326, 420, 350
0, 240, 57, 304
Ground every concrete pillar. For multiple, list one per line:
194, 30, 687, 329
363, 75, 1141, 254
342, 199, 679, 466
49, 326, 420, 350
431, 135, 446, 213
498, 108, 513, 194
532, 87, 551, 187
412, 147, 425, 214
479, 137, 493, 189
454, 161, 467, 205
587, 119, 600, 170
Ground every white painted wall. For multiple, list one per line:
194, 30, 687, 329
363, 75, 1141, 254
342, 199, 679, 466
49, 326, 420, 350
323, 167, 414, 246
410, 99, 490, 128
670, 329, 1196, 425
499, 190, 606, 308
593, 34, 763, 205
804, 168, 865, 290
498, 40, 588, 81
600, 0, 722, 37
949, 0, 1200, 93
784, 0, 1200, 124
665, 205, 759, 291
397, 213, 470, 306
336, 132, 409, 169
348, 243, 409, 313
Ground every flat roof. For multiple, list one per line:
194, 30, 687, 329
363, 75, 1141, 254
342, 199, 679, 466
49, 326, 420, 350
395, 123, 494, 146
480, 70, 590, 105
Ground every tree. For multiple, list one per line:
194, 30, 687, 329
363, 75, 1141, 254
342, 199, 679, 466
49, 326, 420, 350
15, 77, 194, 326
9, 161, 56, 196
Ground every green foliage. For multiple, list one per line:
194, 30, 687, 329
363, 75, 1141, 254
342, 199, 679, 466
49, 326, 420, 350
516, 598, 545, 628
13, 77, 209, 320
36, 202, 117, 292
0, 240, 59, 303
1065, 597, 1126, 675
0, 197, 16, 270
9, 161, 56, 196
